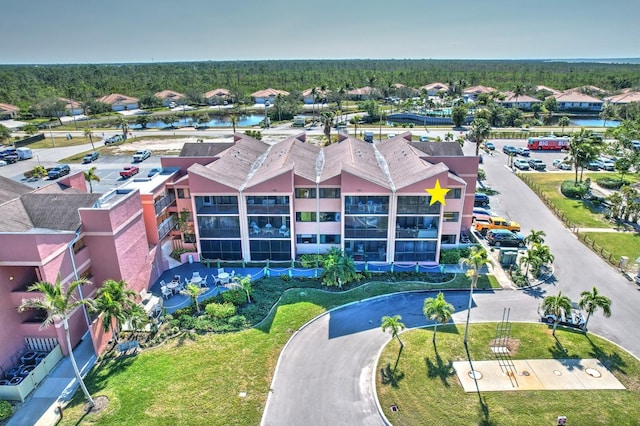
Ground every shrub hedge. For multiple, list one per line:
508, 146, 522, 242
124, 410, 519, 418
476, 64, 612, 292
560, 180, 590, 199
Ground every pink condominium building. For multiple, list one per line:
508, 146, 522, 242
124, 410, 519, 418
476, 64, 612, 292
166, 132, 479, 263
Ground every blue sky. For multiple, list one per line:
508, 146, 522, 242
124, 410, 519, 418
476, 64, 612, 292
2, 0, 638, 64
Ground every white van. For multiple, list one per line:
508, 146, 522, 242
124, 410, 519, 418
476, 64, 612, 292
16, 147, 33, 160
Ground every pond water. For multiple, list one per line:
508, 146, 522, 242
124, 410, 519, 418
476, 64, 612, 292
129, 114, 265, 129
570, 119, 620, 127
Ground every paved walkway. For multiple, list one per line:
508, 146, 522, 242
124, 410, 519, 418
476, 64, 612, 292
7, 335, 97, 426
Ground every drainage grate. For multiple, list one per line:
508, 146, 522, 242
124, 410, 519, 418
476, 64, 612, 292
390, 405, 399, 412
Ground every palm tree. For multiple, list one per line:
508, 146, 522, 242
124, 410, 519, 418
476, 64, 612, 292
470, 118, 491, 157
84, 166, 100, 193
230, 113, 238, 134
524, 229, 546, 247
541, 291, 572, 336
116, 116, 129, 139
444, 132, 454, 142
353, 114, 361, 138
182, 283, 205, 313
512, 84, 524, 110
367, 75, 377, 99
19, 277, 96, 407
83, 127, 96, 151
381, 315, 406, 347
310, 87, 318, 120
321, 247, 358, 289
423, 292, 455, 343
569, 128, 600, 184
94, 279, 136, 343
558, 116, 570, 136
461, 246, 491, 344
578, 287, 612, 332
321, 111, 334, 141
227, 275, 253, 304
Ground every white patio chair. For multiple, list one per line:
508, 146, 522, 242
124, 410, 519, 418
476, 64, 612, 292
231, 270, 236, 278
200, 275, 209, 288
161, 286, 171, 299
192, 271, 200, 278
159, 279, 166, 287
217, 268, 224, 275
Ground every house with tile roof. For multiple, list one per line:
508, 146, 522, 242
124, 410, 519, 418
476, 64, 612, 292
302, 87, 330, 105
420, 82, 450, 96
97, 93, 139, 111
250, 88, 289, 104
535, 85, 562, 96
59, 98, 84, 116
604, 91, 640, 105
155, 90, 186, 107
553, 91, 603, 111
204, 88, 232, 105
347, 86, 374, 100
0, 103, 20, 119
496, 92, 542, 110
164, 132, 478, 263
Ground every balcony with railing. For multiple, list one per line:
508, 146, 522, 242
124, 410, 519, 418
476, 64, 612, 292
154, 191, 176, 215
158, 215, 177, 240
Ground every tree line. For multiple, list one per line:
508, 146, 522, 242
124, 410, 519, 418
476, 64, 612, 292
2, 59, 640, 108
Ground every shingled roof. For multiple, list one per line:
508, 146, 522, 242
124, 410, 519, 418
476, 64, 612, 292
179, 142, 235, 157
408, 141, 464, 156
0, 176, 32, 205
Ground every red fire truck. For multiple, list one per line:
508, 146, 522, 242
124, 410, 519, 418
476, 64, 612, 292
527, 136, 570, 150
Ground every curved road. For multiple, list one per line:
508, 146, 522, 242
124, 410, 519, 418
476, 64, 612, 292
262, 139, 640, 425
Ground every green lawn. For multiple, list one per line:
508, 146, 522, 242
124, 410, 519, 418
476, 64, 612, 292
580, 232, 640, 265
57, 276, 496, 425
378, 323, 640, 425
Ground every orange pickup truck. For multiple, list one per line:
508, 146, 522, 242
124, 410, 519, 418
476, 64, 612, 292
473, 216, 521, 236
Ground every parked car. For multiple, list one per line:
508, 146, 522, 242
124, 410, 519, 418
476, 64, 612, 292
419, 135, 429, 142
513, 158, 530, 170
516, 147, 530, 157
387, 134, 396, 139
552, 159, 572, 170
586, 161, 600, 171
473, 207, 493, 217
474, 193, 490, 207
503, 145, 518, 155
0, 160, 7, 167
486, 229, 525, 247
48, 164, 71, 179
631, 140, 640, 150
597, 157, 615, 171
528, 158, 546, 171
133, 149, 151, 162
147, 167, 163, 177
82, 151, 99, 164
485, 142, 495, 151
104, 134, 124, 145
538, 302, 586, 330
120, 166, 140, 178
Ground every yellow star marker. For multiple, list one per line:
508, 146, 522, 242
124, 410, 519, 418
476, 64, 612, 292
425, 179, 450, 206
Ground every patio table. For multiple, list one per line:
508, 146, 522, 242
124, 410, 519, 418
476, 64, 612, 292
218, 272, 230, 284
190, 276, 202, 286
167, 281, 180, 294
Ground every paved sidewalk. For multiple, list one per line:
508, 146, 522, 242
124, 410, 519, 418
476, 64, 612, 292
7, 335, 97, 426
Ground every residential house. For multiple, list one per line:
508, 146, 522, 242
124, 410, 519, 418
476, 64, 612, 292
161, 132, 478, 263
0, 103, 20, 120
302, 87, 330, 105
155, 90, 186, 107
59, 98, 84, 116
347, 87, 374, 101
420, 82, 450, 97
496, 92, 542, 110
604, 90, 640, 105
250, 88, 289, 104
535, 85, 562, 96
463, 85, 497, 101
204, 88, 232, 106
97, 93, 139, 112
553, 91, 603, 112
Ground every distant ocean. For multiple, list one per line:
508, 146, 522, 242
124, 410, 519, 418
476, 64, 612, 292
544, 58, 640, 64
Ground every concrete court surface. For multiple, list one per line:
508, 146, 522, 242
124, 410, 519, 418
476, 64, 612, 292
453, 358, 625, 392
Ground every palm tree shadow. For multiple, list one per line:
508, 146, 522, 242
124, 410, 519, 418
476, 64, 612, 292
478, 396, 497, 426
380, 363, 405, 388
586, 334, 627, 374
425, 343, 455, 387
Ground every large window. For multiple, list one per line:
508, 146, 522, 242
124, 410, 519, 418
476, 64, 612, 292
250, 240, 291, 261
441, 234, 456, 244
319, 212, 340, 222
246, 195, 290, 214
296, 234, 317, 244
177, 188, 190, 199
396, 196, 440, 214
200, 240, 242, 260
320, 234, 341, 244
249, 216, 290, 238
394, 240, 437, 262
345, 240, 386, 261
295, 188, 316, 198
344, 216, 388, 239
443, 212, 459, 222
345, 196, 389, 214
445, 188, 462, 199
194, 195, 239, 214
198, 216, 240, 238
296, 212, 316, 222
319, 188, 341, 198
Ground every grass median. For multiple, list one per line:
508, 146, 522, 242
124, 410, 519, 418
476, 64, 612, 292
58, 275, 498, 425
378, 323, 640, 425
